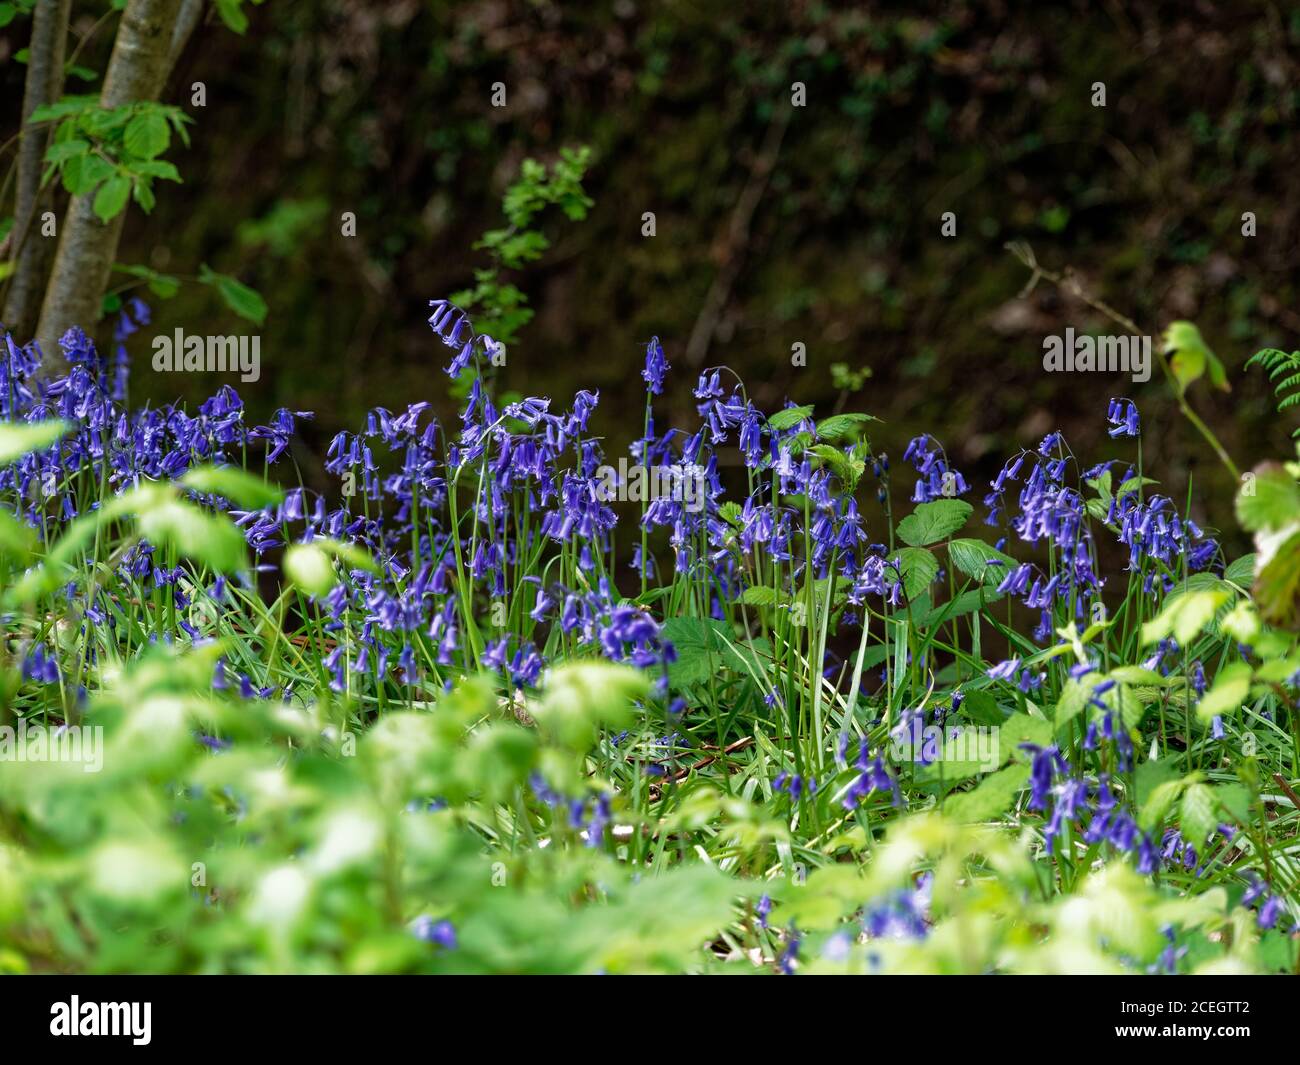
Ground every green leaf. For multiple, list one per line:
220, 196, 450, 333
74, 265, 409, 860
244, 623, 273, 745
738, 586, 781, 607
533, 661, 648, 750
1163, 321, 1229, 395
659, 616, 766, 690
199, 264, 268, 325
43, 138, 90, 165
92, 174, 132, 222
1135, 757, 1181, 809
1224, 554, 1256, 585
62, 153, 113, 196
214, 0, 250, 33
1180, 782, 1218, 845
1215, 782, 1253, 824
766, 405, 813, 432
894, 547, 939, 599
314, 537, 380, 574
1236, 464, 1300, 534
181, 464, 284, 510
897, 499, 972, 547
136, 497, 248, 573
1053, 675, 1095, 730
123, 111, 169, 159
0, 508, 37, 564
0, 419, 71, 464
945, 763, 1030, 823
283, 542, 336, 597
1140, 588, 1229, 646
807, 444, 865, 487
1254, 529, 1300, 628
283, 538, 378, 597
957, 688, 1005, 726
1001, 712, 1054, 753
947, 537, 1018, 586
1196, 662, 1252, 722
815, 412, 876, 440
918, 586, 1004, 630
1140, 778, 1186, 833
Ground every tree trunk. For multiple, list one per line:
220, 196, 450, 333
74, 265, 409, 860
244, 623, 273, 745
3, 0, 72, 343
35, 0, 183, 366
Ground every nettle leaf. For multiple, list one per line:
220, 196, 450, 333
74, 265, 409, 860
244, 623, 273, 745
958, 689, 1006, 726
0, 418, 72, 464
92, 174, 132, 222
947, 537, 1018, 586
766, 404, 814, 431
893, 547, 939, 600
1224, 554, 1256, 585
123, 110, 169, 160
1236, 463, 1300, 533
815, 412, 876, 440
1163, 320, 1229, 395
738, 585, 781, 607
897, 499, 972, 547
660, 616, 766, 690
181, 464, 284, 510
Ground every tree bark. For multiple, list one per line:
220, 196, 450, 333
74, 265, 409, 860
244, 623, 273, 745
3, 0, 72, 343
167, 0, 207, 73
35, 0, 183, 366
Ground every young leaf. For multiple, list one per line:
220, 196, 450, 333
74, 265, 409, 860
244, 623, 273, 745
0, 419, 72, 464
123, 111, 169, 160
181, 465, 284, 510
92, 174, 132, 222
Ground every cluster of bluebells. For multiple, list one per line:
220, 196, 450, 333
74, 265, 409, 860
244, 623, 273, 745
1242, 876, 1293, 932
529, 773, 615, 848
983, 415, 1220, 644
1021, 744, 1159, 872
902, 435, 968, 502
838, 734, 902, 808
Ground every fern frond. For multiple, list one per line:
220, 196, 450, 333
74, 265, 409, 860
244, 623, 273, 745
1247, 348, 1300, 429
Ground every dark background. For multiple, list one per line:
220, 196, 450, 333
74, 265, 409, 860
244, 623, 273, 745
4, 0, 1298, 552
